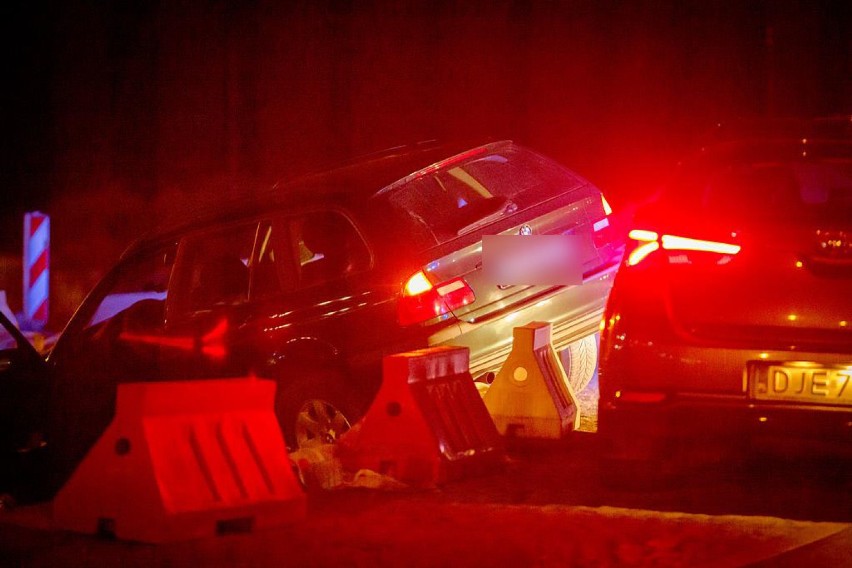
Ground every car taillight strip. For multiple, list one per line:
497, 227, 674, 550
626, 229, 740, 266
628, 229, 658, 242
661, 235, 740, 255
627, 241, 660, 266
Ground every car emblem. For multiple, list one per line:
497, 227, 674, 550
518, 224, 532, 236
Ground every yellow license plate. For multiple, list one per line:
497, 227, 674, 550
752, 364, 852, 405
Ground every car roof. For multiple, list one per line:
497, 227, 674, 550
125, 139, 510, 257
682, 117, 852, 170
698, 115, 852, 147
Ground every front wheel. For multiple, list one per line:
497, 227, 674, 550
276, 372, 365, 450
293, 398, 353, 448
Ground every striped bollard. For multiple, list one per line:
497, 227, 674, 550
23, 211, 50, 331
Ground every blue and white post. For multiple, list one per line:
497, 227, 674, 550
23, 211, 50, 331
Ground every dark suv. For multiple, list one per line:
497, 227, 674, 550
0, 140, 622, 499
598, 123, 852, 478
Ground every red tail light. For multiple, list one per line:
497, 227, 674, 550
398, 270, 476, 326
626, 229, 741, 266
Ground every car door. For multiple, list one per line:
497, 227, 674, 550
0, 311, 50, 485
258, 209, 383, 383
164, 219, 268, 379
43, 242, 177, 490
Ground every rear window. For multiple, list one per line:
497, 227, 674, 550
379, 145, 583, 244
670, 154, 852, 223
705, 161, 852, 221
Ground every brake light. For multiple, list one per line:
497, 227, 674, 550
404, 271, 433, 295
626, 229, 741, 266
398, 270, 476, 326
660, 235, 740, 255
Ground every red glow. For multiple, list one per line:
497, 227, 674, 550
201, 319, 228, 359
118, 332, 193, 350
616, 390, 667, 403
119, 318, 229, 360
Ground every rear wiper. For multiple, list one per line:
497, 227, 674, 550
456, 199, 518, 236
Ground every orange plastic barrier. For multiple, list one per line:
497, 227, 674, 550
53, 378, 306, 542
339, 346, 505, 486
484, 322, 580, 438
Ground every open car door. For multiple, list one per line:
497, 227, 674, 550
0, 311, 51, 500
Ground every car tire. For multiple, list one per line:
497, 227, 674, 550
276, 371, 366, 451
562, 334, 598, 393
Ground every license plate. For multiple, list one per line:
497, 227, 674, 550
752, 364, 852, 405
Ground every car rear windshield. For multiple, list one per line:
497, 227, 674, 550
376, 144, 583, 246
671, 153, 852, 223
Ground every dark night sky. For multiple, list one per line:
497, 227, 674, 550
0, 0, 850, 322
3, 1, 848, 204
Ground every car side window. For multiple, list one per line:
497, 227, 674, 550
173, 222, 259, 315
83, 245, 176, 333
288, 211, 370, 289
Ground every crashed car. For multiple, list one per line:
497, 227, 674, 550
0, 140, 621, 500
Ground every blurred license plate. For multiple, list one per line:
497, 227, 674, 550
752, 364, 852, 405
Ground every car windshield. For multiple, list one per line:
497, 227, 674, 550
379, 145, 582, 244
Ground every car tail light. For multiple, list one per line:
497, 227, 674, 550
398, 270, 476, 326
626, 229, 741, 266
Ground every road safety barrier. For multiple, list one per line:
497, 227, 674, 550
53, 378, 306, 542
339, 346, 505, 487
484, 322, 580, 438
23, 211, 49, 331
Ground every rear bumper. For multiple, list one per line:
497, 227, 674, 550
598, 336, 852, 462
599, 396, 852, 463
432, 262, 617, 379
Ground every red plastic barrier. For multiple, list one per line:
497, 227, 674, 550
53, 378, 305, 542
484, 322, 580, 438
339, 346, 505, 487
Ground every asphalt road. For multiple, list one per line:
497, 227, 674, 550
2, 433, 849, 567
1, 369, 850, 566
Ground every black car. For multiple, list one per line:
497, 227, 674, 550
0, 140, 621, 500
598, 121, 852, 479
